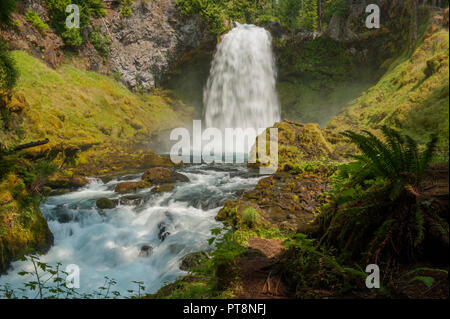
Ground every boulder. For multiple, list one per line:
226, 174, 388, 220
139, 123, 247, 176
151, 184, 175, 193
46, 172, 89, 189
158, 222, 171, 242
142, 167, 189, 184
180, 251, 210, 271
114, 181, 150, 193
138, 244, 153, 257
96, 198, 117, 210
119, 195, 144, 206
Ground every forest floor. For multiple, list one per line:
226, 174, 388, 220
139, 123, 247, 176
234, 238, 292, 299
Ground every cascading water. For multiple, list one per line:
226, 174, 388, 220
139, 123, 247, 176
0, 165, 262, 297
0, 24, 280, 299
203, 24, 281, 152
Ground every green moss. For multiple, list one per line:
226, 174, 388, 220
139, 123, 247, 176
0, 174, 53, 273
3, 51, 192, 165
24, 10, 49, 34
328, 27, 449, 157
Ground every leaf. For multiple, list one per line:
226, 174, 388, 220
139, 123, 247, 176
408, 276, 435, 288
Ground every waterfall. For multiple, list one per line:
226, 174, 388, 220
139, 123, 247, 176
203, 24, 281, 153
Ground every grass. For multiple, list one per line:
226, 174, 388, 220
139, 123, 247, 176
2, 51, 192, 151
327, 25, 449, 156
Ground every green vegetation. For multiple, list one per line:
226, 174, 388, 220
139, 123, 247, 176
328, 11, 449, 156
175, 0, 352, 35
3, 51, 189, 149
0, 255, 147, 299
24, 11, 49, 35
175, 0, 277, 35
89, 30, 111, 57
317, 128, 447, 270
0, 40, 18, 92
0, 0, 17, 26
119, 0, 135, 18
343, 126, 438, 200
45, 0, 106, 47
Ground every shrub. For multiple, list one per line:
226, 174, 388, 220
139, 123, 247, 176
318, 127, 447, 271
61, 28, 83, 47
25, 10, 49, 34
342, 126, 438, 200
0, 0, 17, 26
0, 40, 18, 91
242, 207, 259, 228
119, 0, 135, 18
45, 0, 106, 46
89, 30, 110, 57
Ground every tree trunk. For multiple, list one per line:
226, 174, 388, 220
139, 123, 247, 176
317, 0, 323, 32
412, 0, 419, 44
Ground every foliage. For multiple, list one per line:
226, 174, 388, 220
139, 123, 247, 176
175, 0, 276, 35
0, 0, 17, 26
24, 11, 49, 35
299, 0, 318, 32
0, 255, 146, 299
0, 40, 18, 91
119, 0, 135, 18
61, 28, 83, 47
317, 128, 448, 271
89, 30, 111, 57
45, 0, 106, 47
280, 233, 371, 297
241, 207, 259, 228
342, 126, 438, 200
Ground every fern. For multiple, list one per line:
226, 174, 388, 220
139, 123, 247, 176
343, 126, 438, 200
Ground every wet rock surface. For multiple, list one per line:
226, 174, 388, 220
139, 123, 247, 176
96, 197, 118, 210
142, 167, 189, 184
180, 251, 211, 271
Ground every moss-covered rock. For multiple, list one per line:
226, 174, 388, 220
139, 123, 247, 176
45, 172, 88, 189
0, 174, 53, 273
249, 121, 335, 171
151, 184, 175, 193
114, 181, 151, 194
180, 251, 210, 271
217, 200, 265, 229
96, 197, 117, 209
142, 167, 189, 184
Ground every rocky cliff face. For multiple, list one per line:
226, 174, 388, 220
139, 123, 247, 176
101, 0, 214, 91
1, 0, 214, 92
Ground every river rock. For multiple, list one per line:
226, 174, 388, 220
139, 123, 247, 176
114, 181, 151, 193
158, 222, 171, 242
142, 167, 189, 184
151, 184, 175, 193
180, 251, 210, 271
119, 195, 144, 206
96, 198, 117, 210
138, 244, 153, 257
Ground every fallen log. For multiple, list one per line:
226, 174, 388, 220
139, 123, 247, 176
14, 138, 49, 152
283, 119, 305, 127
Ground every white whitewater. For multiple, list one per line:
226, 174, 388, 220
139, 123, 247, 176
203, 24, 280, 152
0, 165, 261, 298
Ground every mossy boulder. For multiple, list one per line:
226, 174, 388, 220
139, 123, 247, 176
180, 251, 210, 271
114, 181, 151, 193
96, 198, 117, 209
0, 174, 53, 273
46, 172, 89, 189
151, 184, 175, 193
142, 167, 189, 184
249, 121, 334, 171
216, 200, 265, 229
